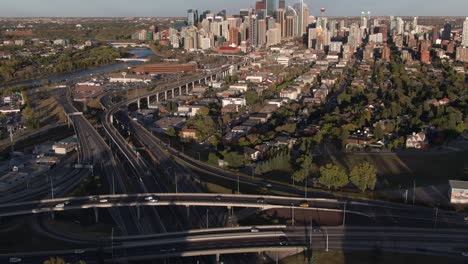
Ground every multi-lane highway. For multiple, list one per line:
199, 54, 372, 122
2, 226, 467, 264
0, 193, 467, 227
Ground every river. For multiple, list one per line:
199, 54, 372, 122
2, 48, 154, 88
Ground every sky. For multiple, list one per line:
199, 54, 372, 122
1, 0, 467, 17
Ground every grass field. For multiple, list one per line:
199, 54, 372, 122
328, 150, 468, 188
280, 250, 465, 264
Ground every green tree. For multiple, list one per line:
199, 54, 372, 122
167, 127, 176, 137
374, 124, 384, 139
349, 162, 378, 192
221, 150, 245, 168
319, 163, 349, 189
245, 90, 259, 106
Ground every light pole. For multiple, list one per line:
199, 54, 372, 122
291, 203, 295, 227
175, 171, 178, 194
325, 228, 329, 252
206, 209, 209, 228
342, 201, 347, 226
304, 176, 308, 199
48, 174, 55, 199
434, 204, 439, 228
111, 227, 114, 261
237, 174, 240, 194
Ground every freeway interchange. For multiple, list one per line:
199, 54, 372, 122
2, 62, 468, 263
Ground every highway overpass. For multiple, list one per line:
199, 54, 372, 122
1, 226, 467, 264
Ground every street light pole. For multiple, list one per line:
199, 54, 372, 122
342, 201, 347, 226
325, 228, 329, 252
206, 209, 209, 228
291, 203, 295, 227
434, 206, 439, 228
237, 174, 240, 194
175, 171, 178, 194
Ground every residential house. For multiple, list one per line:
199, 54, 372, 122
180, 128, 198, 140
406, 132, 429, 149
449, 180, 468, 204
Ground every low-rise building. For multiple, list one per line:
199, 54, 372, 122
449, 180, 468, 204
406, 132, 429, 149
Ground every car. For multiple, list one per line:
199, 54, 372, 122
215, 195, 222, 201
145, 196, 153, 201
299, 201, 309, 208
250, 227, 260, 233
279, 236, 288, 246
9, 258, 21, 263
462, 252, 468, 257
55, 203, 65, 208
99, 199, 108, 203
257, 197, 265, 204
264, 183, 273, 188
74, 249, 85, 254
464, 216, 468, 222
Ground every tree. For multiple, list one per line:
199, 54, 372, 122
349, 162, 378, 192
221, 150, 245, 168
374, 124, 384, 139
166, 127, 176, 138
319, 163, 349, 189
245, 90, 259, 106
43, 257, 66, 264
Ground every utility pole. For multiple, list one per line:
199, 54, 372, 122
305, 176, 308, 199
206, 209, 209, 228
404, 189, 408, 204
111, 227, 114, 262
434, 206, 439, 228
291, 203, 295, 227
325, 228, 329, 252
175, 171, 178, 194
342, 201, 347, 226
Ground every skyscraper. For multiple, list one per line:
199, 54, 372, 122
462, 17, 468, 47
266, 0, 276, 17
278, 0, 286, 9
442, 23, 452, 40
258, 19, 267, 46
187, 9, 198, 26
276, 9, 285, 38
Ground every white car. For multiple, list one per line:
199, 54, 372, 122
145, 196, 153, 201
74, 249, 85, 254
9, 258, 21, 263
99, 199, 108, 203
250, 227, 260, 233
55, 203, 65, 208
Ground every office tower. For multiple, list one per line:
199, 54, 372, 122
267, 17, 276, 30
266, 0, 276, 17
390, 16, 396, 32
285, 15, 295, 38
442, 23, 451, 40
229, 27, 239, 46
240, 9, 249, 20
382, 43, 391, 62
432, 25, 439, 44
258, 19, 267, 46
187, 9, 198, 26
462, 17, 468, 47
276, 9, 285, 38
396, 17, 404, 35
200, 10, 211, 21
412, 16, 418, 31
256, 0, 266, 13
278, 0, 286, 9
292, 1, 306, 36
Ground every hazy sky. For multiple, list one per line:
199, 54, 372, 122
1, 0, 467, 17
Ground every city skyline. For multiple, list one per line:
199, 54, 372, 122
1, 0, 468, 17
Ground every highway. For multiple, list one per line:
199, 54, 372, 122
1, 226, 467, 263
52, 88, 145, 236
0, 193, 467, 228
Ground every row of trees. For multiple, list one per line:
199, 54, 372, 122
319, 162, 378, 192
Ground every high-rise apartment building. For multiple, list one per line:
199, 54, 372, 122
258, 19, 267, 46
462, 17, 468, 47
